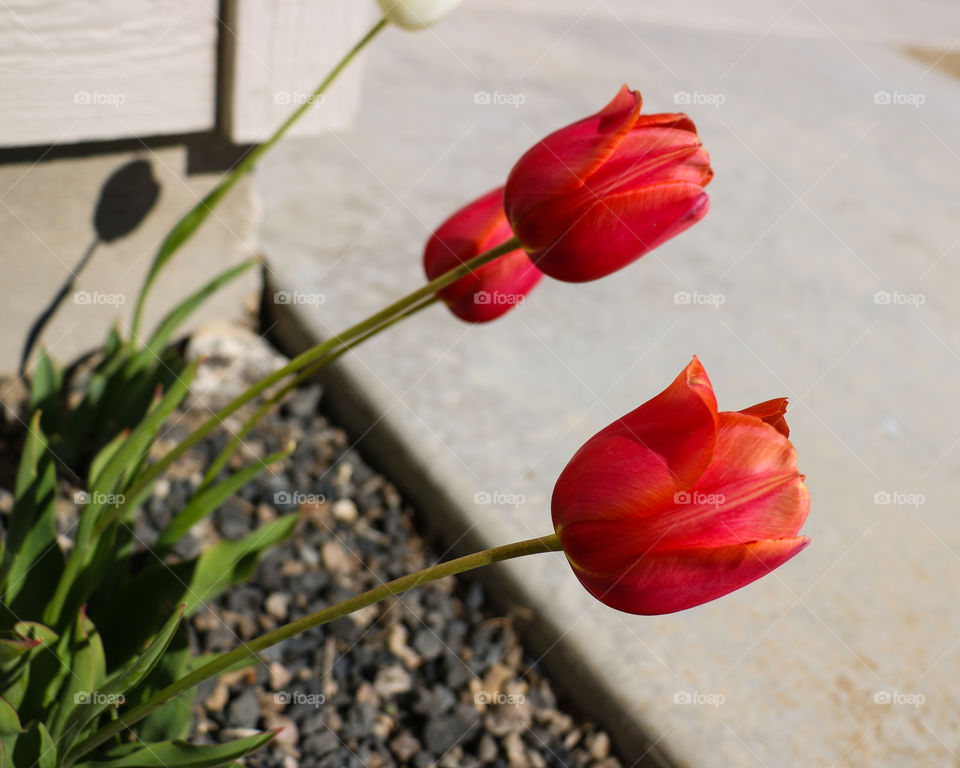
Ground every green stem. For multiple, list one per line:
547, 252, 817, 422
198, 296, 439, 490
96, 237, 519, 537
128, 18, 388, 341
65, 533, 562, 766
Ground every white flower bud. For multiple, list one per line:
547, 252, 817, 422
376, 0, 461, 30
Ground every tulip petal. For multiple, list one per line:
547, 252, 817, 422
552, 431, 682, 533
552, 357, 719, 536
738, 398, 790, 437
570, 536, 809, 615
646, 412, 809, 549
525, 182, 710, 283
593, 129, 711, 198
504, 86, 642, 222
613, 355, 718, 483
633, 112, 699, 133
424, 187, 542, 322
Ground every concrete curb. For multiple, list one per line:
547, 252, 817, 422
264, 277, 668, 766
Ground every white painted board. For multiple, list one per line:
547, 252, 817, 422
220, 0, 378, 144
0, 0, 217, 147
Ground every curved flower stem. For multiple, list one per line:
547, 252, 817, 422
128, 18, 389, 341
198, 296, 439, 490
95, 237, 519, 537
65, 532, 562, 766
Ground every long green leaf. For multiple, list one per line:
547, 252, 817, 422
45, 359, 199, 627
28, 348, 61, 420
93, 514, 299, 665
13, 722, 56, 768
155, 445, 292, 555
48, 611, 104, 742
59, 606, 184, 752
2, 413, 60, 616
72, 729, 276, 768
128, 259, 257, 377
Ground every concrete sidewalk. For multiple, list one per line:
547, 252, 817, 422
260, 2, 960, 766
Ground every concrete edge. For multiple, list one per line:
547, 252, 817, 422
263, 277, 675, 767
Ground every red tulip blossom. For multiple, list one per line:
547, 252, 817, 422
504, 85, 712, 283
552, 357, 809, 615
424, 187, 542, 322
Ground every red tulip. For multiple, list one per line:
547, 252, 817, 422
552, 357, 809, 615
504, 85, 712, 283
424, 187, 542, 322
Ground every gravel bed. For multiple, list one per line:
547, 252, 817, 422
1, 326, 626, 768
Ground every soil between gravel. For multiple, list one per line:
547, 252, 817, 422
1, 326, 628, 768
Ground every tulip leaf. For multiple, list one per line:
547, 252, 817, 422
155, 445, 293, 556
46, 359, 199, 627
13, 722, 56, 768
47, 611, 106, 742
1, 413, 62, 620
0, 634, 40, 662
72, 729, 276, 768
88, 357, 199, 506
132, 627, 194, 743
0, 623, 58, 712
58, 605, 185, 753
28, 348, 63, 431
128, 258, 257, 377
87, 429, 131, 491
95, 514, 299, 666
0, 698, 23, 735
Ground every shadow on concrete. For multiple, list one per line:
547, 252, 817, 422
19, 158, 161, 375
